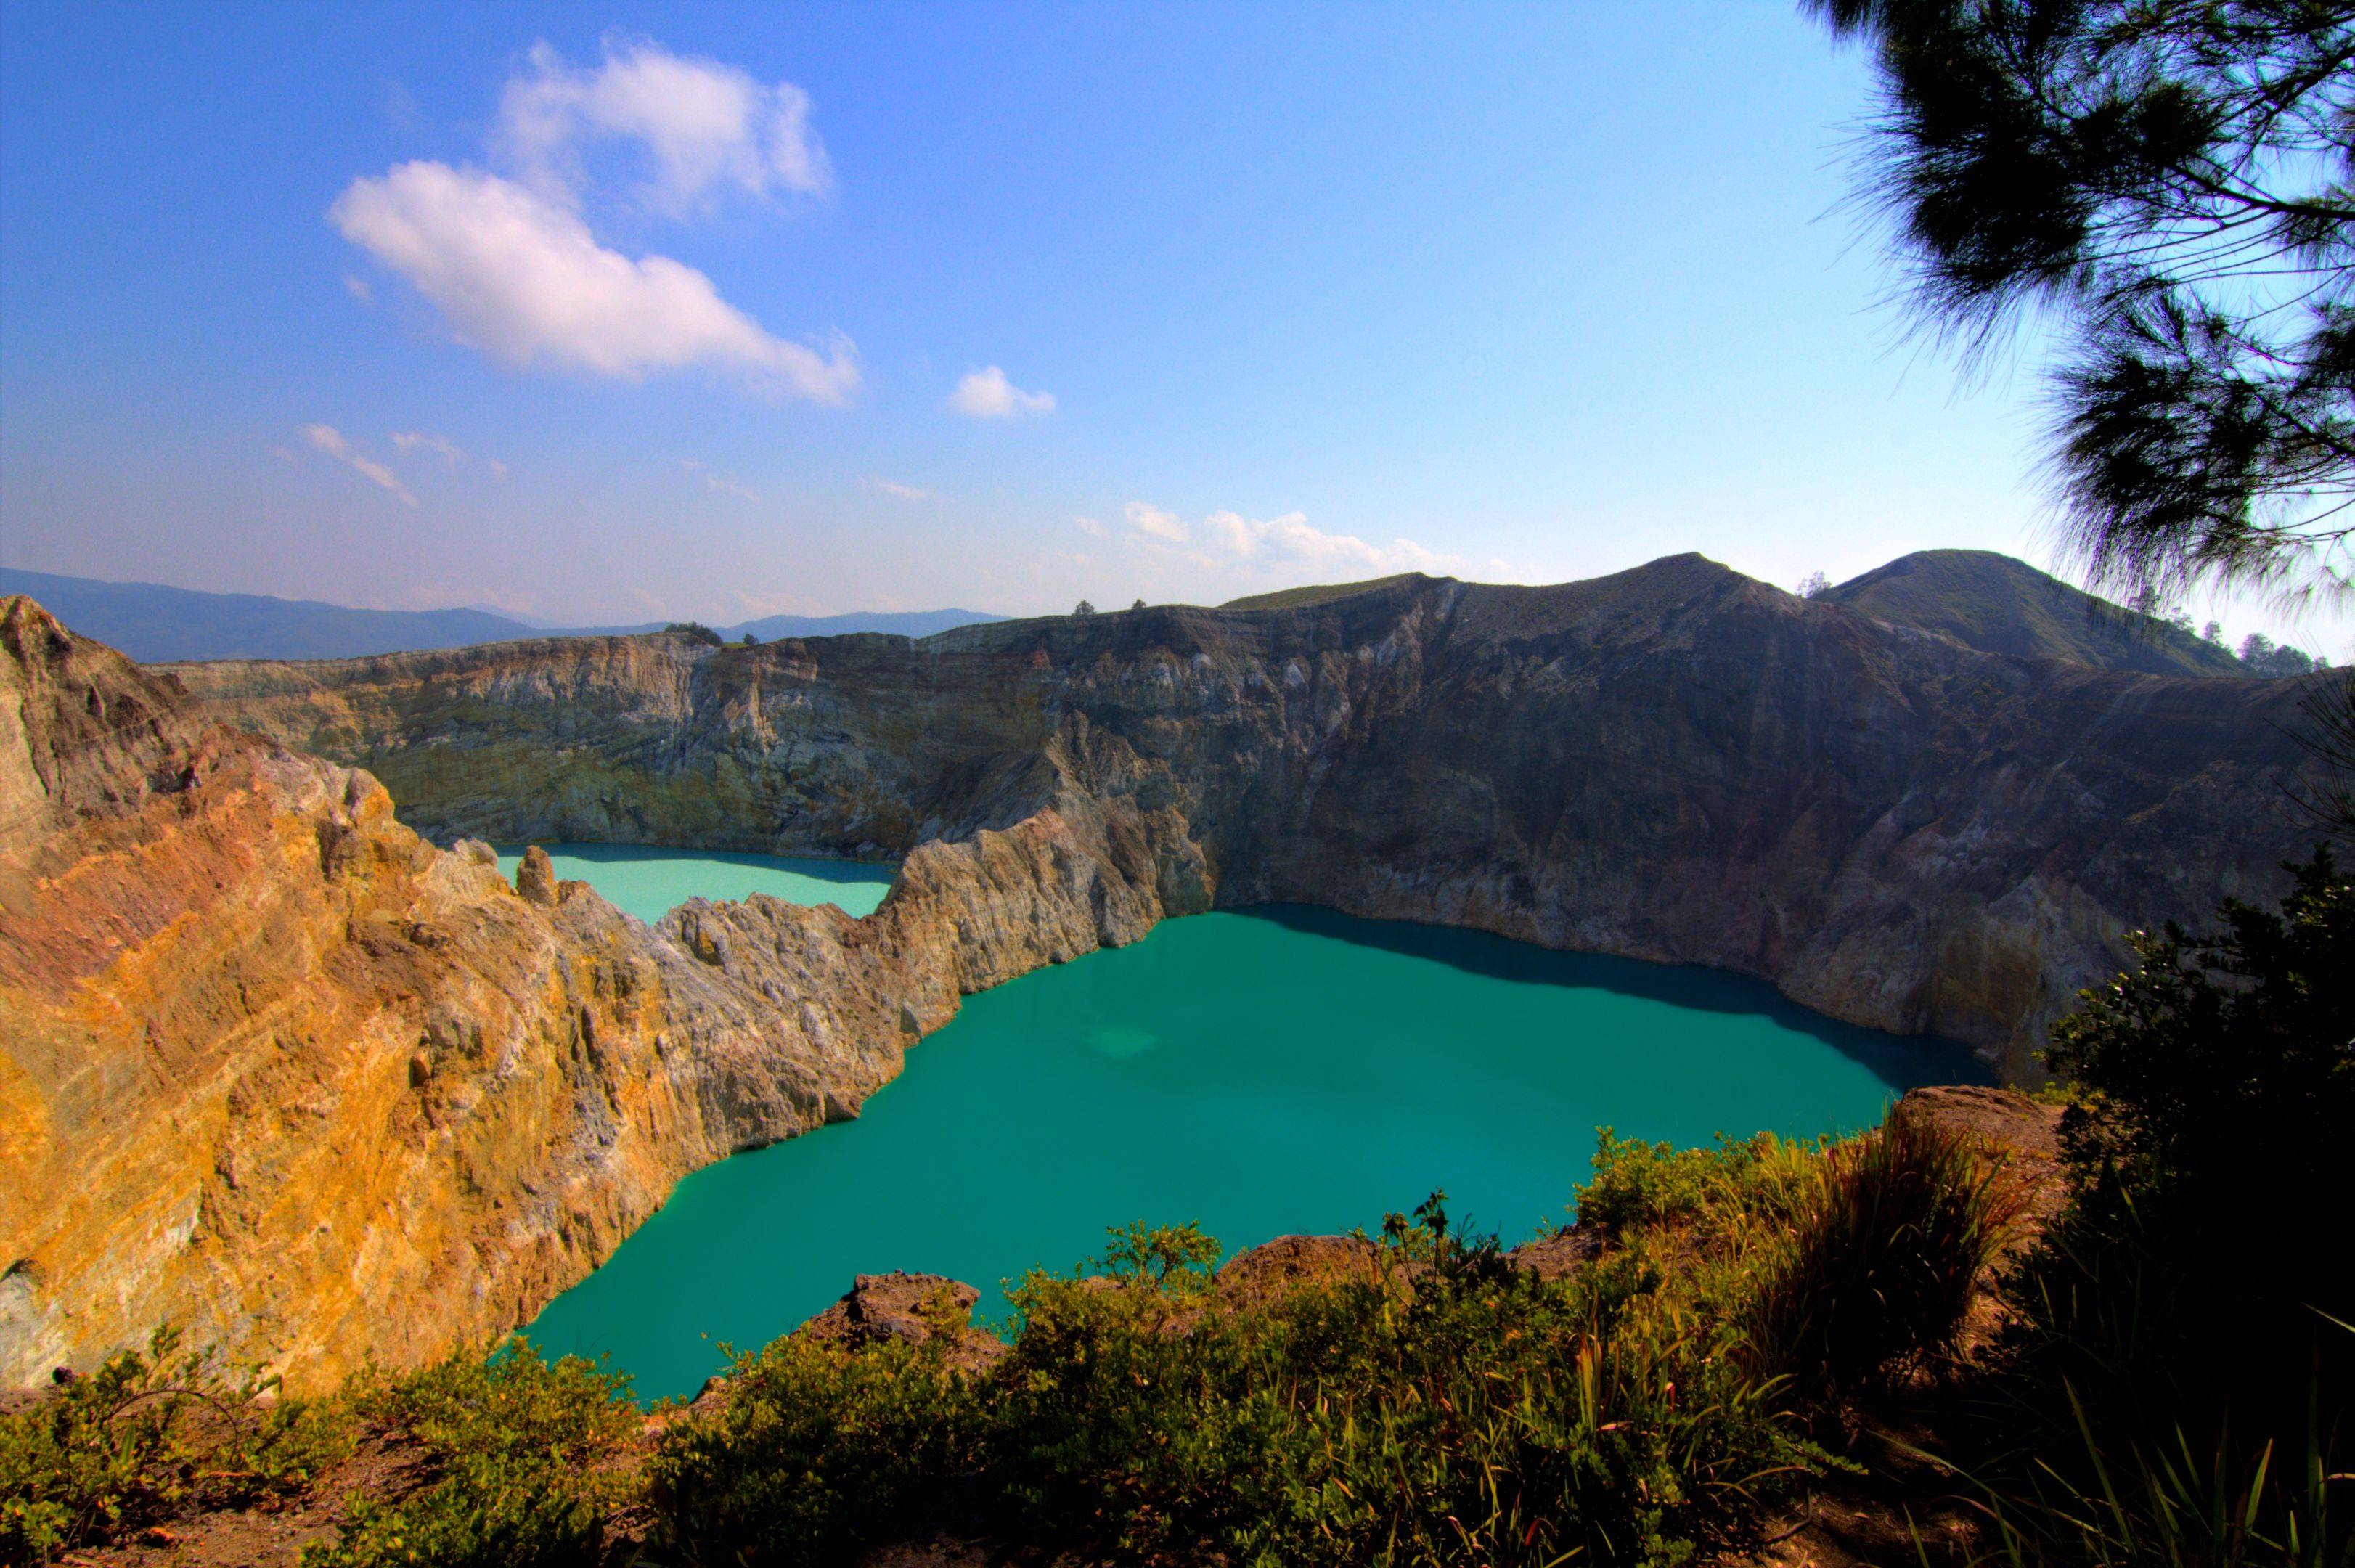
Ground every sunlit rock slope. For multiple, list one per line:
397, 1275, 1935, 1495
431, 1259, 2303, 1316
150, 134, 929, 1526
0, 598, 1185, 1389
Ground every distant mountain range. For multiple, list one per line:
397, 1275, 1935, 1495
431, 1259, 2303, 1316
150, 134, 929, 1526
1216, 550, 2254, 677
0, 568, 1004, 663
563, 608, 1013, 642
0, 552, 2266, 674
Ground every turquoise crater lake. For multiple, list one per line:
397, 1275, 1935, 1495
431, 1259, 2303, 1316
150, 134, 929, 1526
492, 842, 897, 921
519, 850, 1986, 1400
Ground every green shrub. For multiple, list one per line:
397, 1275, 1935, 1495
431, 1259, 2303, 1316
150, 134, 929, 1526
1199, 1199, 1832, 1567
650, 1331, 984, 1562
302, 1343, 636, 1568
638, 1204, 1837, 1566
1024, 1204, 1829, 1562
1577, 1127, 1819, 1236
2028, 849, 2354, 1427
0, 1325, 352, 1564
1961, 849, 2355, 1565
1739, 1105, 2025, 1400
988, 1223, 1266, 1552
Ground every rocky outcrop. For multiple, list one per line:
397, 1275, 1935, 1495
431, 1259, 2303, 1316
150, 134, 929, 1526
796, 1272, 1007, 1373
175, 555, 2322, 1072
0, 600, 1186, 1390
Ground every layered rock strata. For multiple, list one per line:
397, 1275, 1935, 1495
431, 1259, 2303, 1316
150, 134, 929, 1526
0, 599, 1185, 1389
176, 555, 2321, 1069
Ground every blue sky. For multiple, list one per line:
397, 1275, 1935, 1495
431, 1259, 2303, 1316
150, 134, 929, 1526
0, 1, 2341, 653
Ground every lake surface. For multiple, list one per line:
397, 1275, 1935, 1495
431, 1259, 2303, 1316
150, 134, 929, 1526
521, 866, 1986, 1400
493, 842, 897, 921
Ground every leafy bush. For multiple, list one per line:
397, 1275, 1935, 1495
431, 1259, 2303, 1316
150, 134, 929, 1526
1193, 1198, 1833, 1568
1932, 849, 2355, 1566
651, 1331, 984, 1562
0, 1326, 351, 1564
303, 1344, 636, 1568
653, 1204, 1835, 1567
661, 621, 722, 646
2022, 849, 2352, 1428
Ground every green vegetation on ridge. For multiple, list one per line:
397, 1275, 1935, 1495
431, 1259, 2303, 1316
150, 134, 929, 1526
1217, 573, 1429, 611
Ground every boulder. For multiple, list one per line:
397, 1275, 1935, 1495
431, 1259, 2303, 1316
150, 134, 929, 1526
798, 1272, 1006, 1372
1214, 1234, 1385, 1304
1505, 1225, 1603, 1282
514, 844, 559, 907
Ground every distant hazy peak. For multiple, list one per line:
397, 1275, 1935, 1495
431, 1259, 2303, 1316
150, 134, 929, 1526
0, 568, 1005, 663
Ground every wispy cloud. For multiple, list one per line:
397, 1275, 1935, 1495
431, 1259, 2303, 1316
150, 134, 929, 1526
1074, 515, 1106, 537
871, 476, 933, 501
391, 430, 468, 465
301, 424, 416, 506
1122, 499, 1457, 578
332, 160, 858, 399
1200, 509, 1453, 574
1124, 501, 1187, 542
498, 38, 831, 212
343, 273, 373, 302
948, 365, 1055, 419
680, 457, 761, 504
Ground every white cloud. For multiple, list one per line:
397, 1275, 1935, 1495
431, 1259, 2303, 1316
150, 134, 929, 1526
343, 273, 373, 302
391, 430, 467, 465
499, 38, 830, 211
871, 476, 933, 501
948, 365, 1055, 419
1124, 501, 1187, 542
332, 160, 858, 400
1202, 509, 1453, 573
1122, 499, 1457, 577
1074, 515, 1105, 537
301, 424, 416, 506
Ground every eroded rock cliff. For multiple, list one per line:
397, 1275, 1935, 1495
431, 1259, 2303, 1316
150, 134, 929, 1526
0, 600, 1185, 1389
176, 555, 2321, 1069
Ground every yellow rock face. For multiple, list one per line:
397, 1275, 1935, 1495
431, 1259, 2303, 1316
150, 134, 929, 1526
1, 598, 1195, 1389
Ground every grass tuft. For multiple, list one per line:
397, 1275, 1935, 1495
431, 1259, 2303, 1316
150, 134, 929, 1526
1742, 1106, 2030, 1402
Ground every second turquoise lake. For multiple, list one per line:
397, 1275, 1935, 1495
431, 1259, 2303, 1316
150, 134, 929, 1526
493, 842, 896, 920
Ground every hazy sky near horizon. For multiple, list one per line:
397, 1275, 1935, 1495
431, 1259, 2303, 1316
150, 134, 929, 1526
1, 2, 2344, 655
